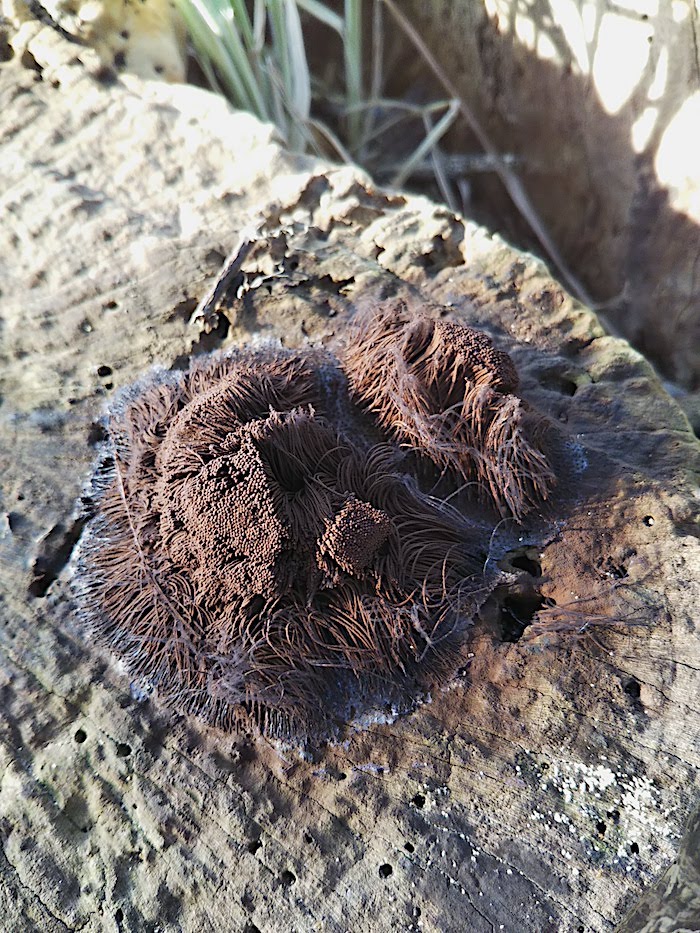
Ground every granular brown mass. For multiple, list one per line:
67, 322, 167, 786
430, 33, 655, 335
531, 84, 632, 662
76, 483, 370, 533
318, 498, 392, 579
75, 306, 559, 740
172, 436, 286, 599
419, 319, 520, 397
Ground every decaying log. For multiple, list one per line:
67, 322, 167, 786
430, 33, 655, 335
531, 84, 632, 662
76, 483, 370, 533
0, 21, 698, 933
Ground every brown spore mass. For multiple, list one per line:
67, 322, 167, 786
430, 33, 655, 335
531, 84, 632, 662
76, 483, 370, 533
318, 498, 392, 578
75, 304, 559, 739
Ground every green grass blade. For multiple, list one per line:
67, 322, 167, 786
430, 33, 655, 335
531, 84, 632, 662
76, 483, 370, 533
284, 0, 312, 121
252, 0, 267, 52
423, 112, 458, 213
295, 0, 343, 34
228, 0, 256, 49
344, 0, 363, 151
217, 3, 271, 119
364, 0, 383, 145
175, 0, 254, 110
267, 0, 312, 150
391, 100, 460, 187
268, 0, 292, 95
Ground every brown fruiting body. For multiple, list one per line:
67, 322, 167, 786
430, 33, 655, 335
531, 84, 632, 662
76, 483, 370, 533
76, 305, 559, 739
76, 345, 495, 738
317, 498, 392, 578
341, 301, 556, 520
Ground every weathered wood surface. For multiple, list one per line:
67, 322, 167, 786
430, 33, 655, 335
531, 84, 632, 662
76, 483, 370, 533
1, 24, 699, 933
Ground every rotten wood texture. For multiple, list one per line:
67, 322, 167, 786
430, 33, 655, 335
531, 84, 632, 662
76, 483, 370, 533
0, 23, 699, 933
188, 226, 262, 331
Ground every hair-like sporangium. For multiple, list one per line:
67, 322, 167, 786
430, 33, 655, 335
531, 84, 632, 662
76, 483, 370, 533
74, 303, 560, 741
341, 300, 555, 521
74, 343, 496, 739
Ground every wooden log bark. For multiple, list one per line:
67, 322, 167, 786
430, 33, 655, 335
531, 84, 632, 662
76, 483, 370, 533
0, 22, 699, 933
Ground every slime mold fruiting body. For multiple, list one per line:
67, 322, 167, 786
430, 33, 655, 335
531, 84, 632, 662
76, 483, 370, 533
75, 302, 557, 738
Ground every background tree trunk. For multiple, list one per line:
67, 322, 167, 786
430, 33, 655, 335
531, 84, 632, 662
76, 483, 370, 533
402, 0, 700, 405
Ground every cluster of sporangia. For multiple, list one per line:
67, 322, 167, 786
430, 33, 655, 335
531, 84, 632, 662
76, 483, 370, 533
76, 300, 557, 738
